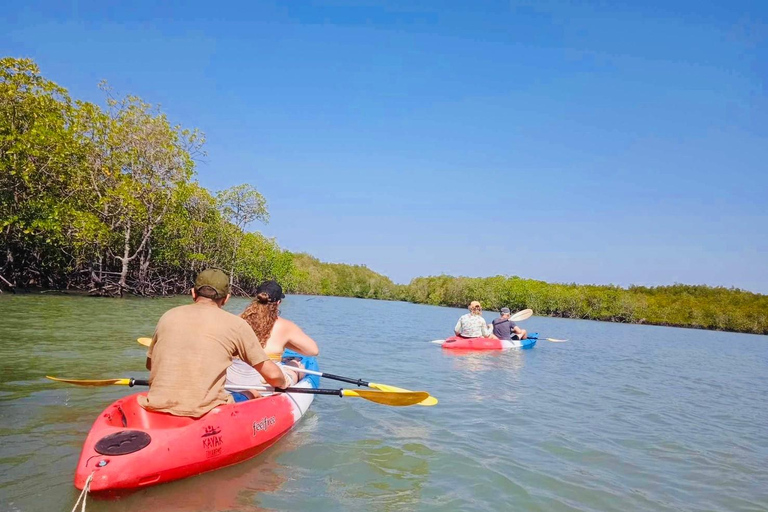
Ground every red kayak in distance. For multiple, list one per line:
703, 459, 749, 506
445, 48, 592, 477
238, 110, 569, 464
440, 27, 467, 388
439, 333, 538, 350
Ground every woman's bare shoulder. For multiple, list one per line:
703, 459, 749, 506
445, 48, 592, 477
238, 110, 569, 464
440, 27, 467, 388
274, 317, 298, 330
273, 317, 306, 336
274, 317, 318, 355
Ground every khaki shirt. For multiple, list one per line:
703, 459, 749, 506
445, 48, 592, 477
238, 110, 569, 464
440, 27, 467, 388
138, 302, 269, 417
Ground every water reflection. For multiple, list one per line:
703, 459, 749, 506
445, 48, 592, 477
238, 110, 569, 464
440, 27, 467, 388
444, 348, 525, 372
443, 349, 527, 403
321, 439, 433, 512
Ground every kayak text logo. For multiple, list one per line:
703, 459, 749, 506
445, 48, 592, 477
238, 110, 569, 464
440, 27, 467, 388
252, 416, 276, 436
202, 425, 223, 458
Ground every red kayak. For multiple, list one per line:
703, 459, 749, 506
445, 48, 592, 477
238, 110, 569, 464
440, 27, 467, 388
75, 356, 319, 492
439, 333, 538, 350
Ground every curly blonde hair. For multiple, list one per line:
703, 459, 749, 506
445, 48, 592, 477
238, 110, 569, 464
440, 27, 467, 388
241, 292, 279, 347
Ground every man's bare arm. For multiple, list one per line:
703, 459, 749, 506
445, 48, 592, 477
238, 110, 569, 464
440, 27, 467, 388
253, 360, 288, 388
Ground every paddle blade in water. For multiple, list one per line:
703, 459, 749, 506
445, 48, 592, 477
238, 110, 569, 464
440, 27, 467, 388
429, 339, 446, 344
46, 376, 132, 387
342, 389, 430, 406
137, 337, 151, 347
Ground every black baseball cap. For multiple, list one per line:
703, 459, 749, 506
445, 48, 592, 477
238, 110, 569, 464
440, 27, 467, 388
255, 280, 285, 302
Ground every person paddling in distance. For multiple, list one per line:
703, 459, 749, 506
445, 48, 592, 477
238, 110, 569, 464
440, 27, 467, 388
227, 280, 319, 390
492, 307, 528, 340
140, 269, 289, 417
454, 300, 495, 338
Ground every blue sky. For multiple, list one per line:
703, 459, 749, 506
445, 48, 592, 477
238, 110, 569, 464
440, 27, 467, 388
3, 1, 767, 292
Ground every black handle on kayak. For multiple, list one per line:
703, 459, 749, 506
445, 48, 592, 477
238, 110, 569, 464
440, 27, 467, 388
129, 379, 149, 387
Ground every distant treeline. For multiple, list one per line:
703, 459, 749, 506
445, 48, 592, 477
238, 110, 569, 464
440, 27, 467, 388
404, 276, 768, 335
2, 58, 765, 335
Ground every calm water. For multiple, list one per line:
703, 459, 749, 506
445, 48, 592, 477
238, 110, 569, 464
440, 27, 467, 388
0, 294, 766, 512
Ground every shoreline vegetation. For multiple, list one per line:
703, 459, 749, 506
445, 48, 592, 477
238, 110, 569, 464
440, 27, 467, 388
2, 58, 766, 335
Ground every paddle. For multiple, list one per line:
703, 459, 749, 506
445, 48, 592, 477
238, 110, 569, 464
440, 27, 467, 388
502, 309, 568, 341
233, 385, 430, 406
45, 376, 429, 407
46, 376, 148, 387
510, 309, 533, 322
289, 367, 438, 406
137, 338, 438, 406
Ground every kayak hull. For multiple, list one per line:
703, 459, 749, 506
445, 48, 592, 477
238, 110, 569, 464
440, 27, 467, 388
74, 354, 318, 492
442, 333, 538, 350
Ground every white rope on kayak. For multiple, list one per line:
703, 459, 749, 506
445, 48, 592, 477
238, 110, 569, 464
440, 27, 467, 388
70, 472, 94, 512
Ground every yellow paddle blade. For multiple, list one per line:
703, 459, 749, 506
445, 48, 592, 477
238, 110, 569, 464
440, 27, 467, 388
341, 389, 430, 406
137, 337, 152, 347
369, 383, 438, 406
46, 376, 132, 387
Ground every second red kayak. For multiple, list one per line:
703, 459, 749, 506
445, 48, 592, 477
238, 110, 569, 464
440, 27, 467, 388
440, 333, 538, 350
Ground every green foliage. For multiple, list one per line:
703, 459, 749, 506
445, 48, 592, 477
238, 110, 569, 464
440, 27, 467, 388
216, 184, 268, 228
0, 57, 103, 287
401, 276, 768, 335
1, 58, 765, 335
288, 253, 401, 300
0, 57, 403, 302
215, 184, 269, 285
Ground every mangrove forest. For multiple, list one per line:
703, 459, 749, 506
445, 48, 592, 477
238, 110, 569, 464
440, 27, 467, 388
1, 58, 766, 335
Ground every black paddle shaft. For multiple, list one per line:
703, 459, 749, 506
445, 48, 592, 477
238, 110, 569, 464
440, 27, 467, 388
274, 387, 344, 397
126, 378, 346, 397
318, 373, 369, 387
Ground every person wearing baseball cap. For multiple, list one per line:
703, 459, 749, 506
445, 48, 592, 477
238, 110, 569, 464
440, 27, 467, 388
454, 300, 494, 338
140, 269, 290, 417
227, 280, 319, 390
193, 267, 232, 299
492, 307, 528, 341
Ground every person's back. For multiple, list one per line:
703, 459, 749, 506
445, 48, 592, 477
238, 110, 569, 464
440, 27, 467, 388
241, 280, 319, 358
229, 280, 319, 390
263, 317, 319, 356
492, 316, 516, 341
140, 302, 271, 417
141, 269, 286, 418
491, 307, 527, 341
454, 301, 492, 338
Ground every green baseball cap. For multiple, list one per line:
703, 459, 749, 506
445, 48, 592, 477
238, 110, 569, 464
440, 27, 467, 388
194, 268, 231, 298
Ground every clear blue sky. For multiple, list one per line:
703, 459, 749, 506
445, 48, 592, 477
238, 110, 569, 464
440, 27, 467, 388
3, 1, 767, 292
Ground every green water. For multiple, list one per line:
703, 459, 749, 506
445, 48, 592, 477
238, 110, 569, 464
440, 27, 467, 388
1, 294, 766, 511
